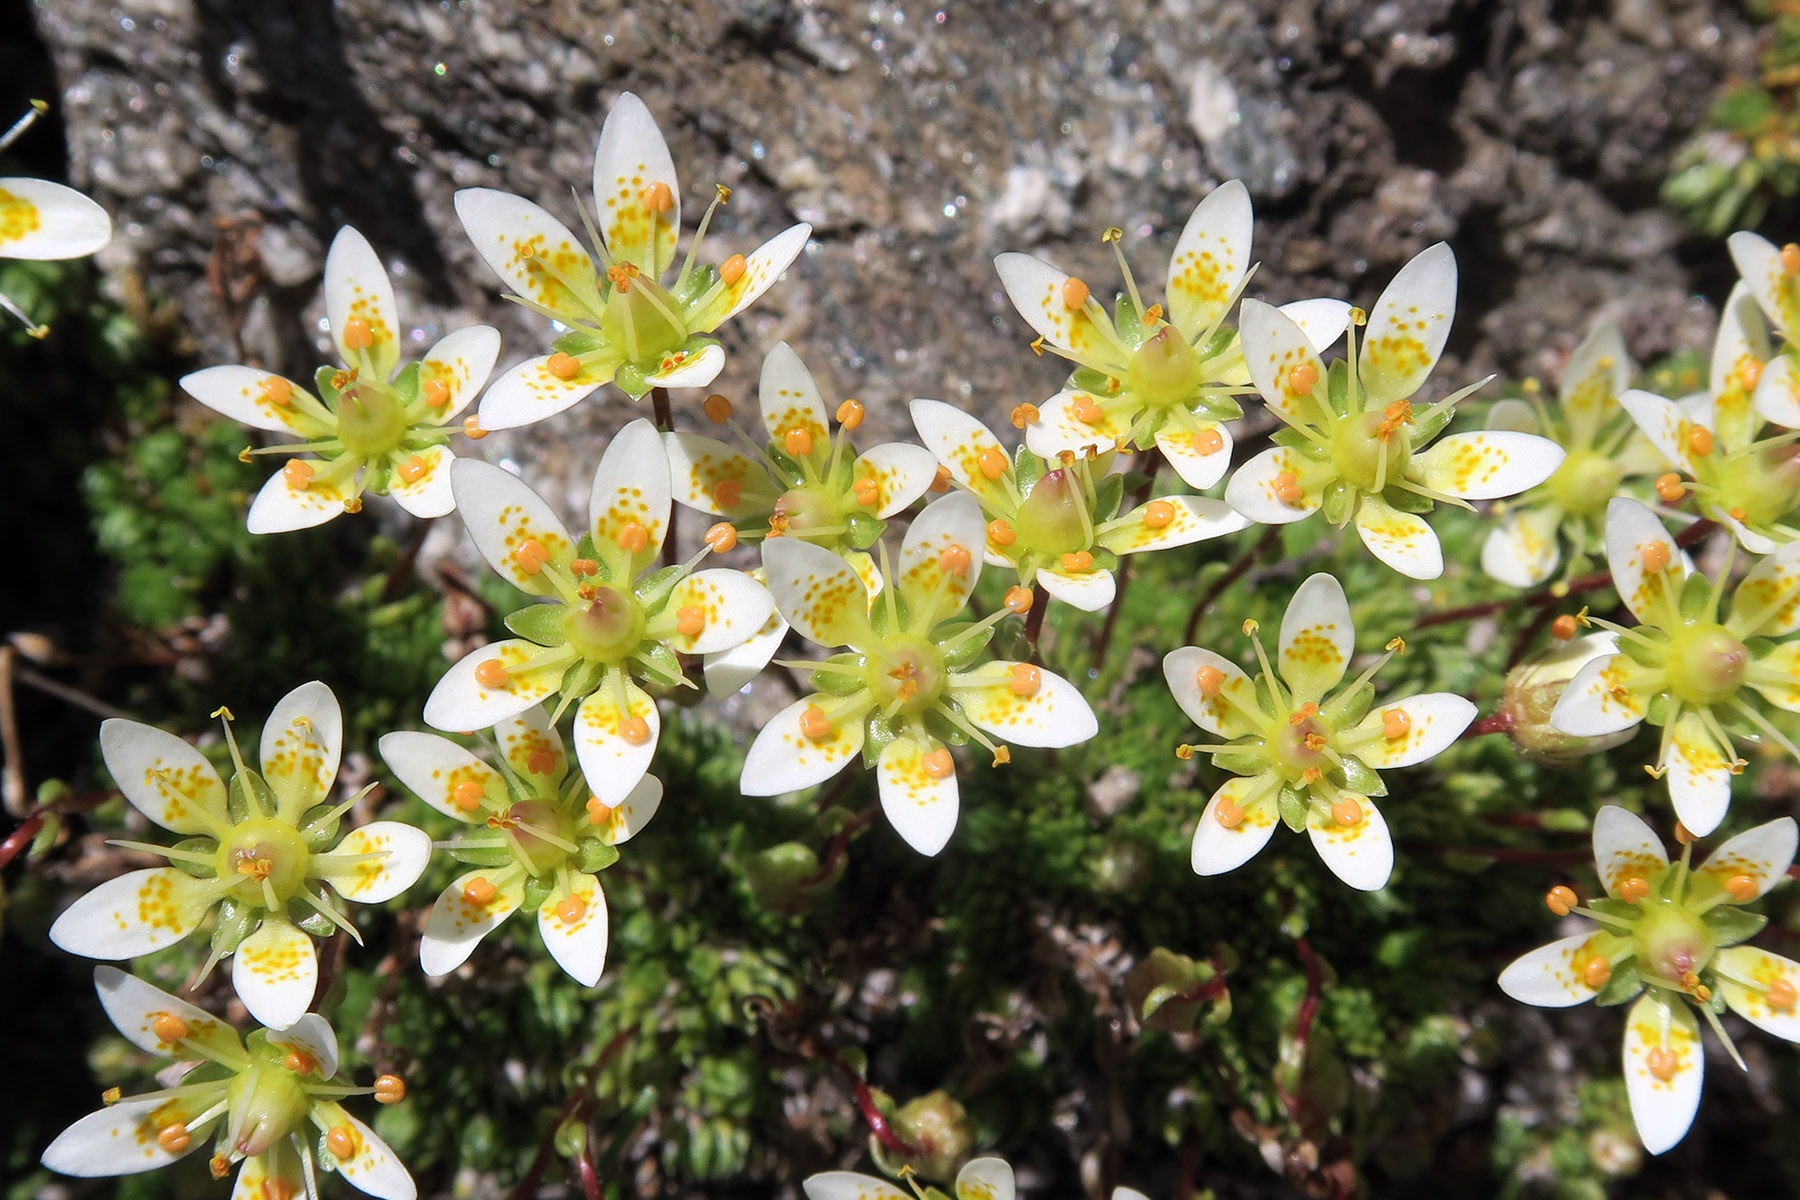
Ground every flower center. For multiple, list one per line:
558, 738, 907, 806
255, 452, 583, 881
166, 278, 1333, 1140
1329, 410, 1412, 493
1014, 469, 1090, 555
225, 1058, 310, 1158
1125, 325, 1205, 409
1270, 713, 1332, 781
217, 818, 312, 905
1633, 901, 1716, 984
1664, 622, 1749, 705
1546, 449, 1624, 518
599, 272, 687, 364
334, 381, 410, 458
562, 586, 646, 664
873, 636, 946, 716
493, 799, 574, 873
1715, 446, 1800, 527
772, 484, 843, 541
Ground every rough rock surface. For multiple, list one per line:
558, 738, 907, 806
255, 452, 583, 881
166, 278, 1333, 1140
28, 0, 1756, 516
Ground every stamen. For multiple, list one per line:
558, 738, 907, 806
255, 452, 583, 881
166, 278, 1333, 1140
283, 1050, 317, 1075
1011, 404, 1040, 428
1141, 303, 1163, 326
1072, 394, 1105, 425
547, 351, 582, 379
1641, 541, 1671, 573
556, 895, 588, 923
711, 479, 743, 510
1583, 955, 1612, 989
853, 477, 881, 506
643, 180, 673, 214
1381, 708, 1411, 739
1288, 702, 1319, 726
1004, 585, 1034, 614
327, 1124, 361, 1161
1619, 876, 1651, 903
1175, 743, 1196, 760
424, 378, 452, 408
102, 1087, 121, 1104
616, 522, 650, 553
1725, 874, 1759, 901
784, 427, 815, 457
1273, 471, 1304, 504
374, 1074, 407, 1104
152, 1013, 190, 1043
676, 605, 706, 637
992, 745, 1012, 766
605, 263, 639, 293
1545, 885, 1577, 916
475, 660, 511, 688
514, 538, 550, 574
464, 415, 488, 439
452, 781, 485, 812
397, 455, 428, 483
157, 1123, 191, 1153
1061, 277, 1089, 310
836, 399, 865, 430
1288, 362, 1319, 396
922, 747, 955, 779
1331, 797, 1362, 827
618, 717, 651, 745
719, 254, 747, 287
1551, 614, 1577, 640
977, 447, 1008, 480
261, 376, 293, 407
1060, 550, 1094, 572
1647, 1047, 1678, 1082
283, 460, 315, 491
703, 394, 734, 424
1655, 473, 1687, 503
1009, 664, 1041, 697
1686, 426, 1715, 457
1768, 978, 1798, 1010
1192, 427, 1224, 455
930, 466, 952, 493
987, 519, 1016, 547
1142, 499, 1175, 529
800, 705, 832, 740
1784, 243, 1800, 276
1214, 799, 1246, 828
462, 877, 498, 906
209, 1153, 230, 1180
342, 318, 374, 352
705, 522, 738, 551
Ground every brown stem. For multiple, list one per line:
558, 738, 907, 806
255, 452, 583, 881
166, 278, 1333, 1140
0, 788, 115, 872
850, 1075, 921, 1158
509, 1027, 634, 1200
1023, 583, 1050, 652
1182, 525, 1278, 645
651, 386, 678, 565
1091, 556, 1133, 673
1457, 711, 1516, 741
380, 517, 434, 603
797, 803, 877, 888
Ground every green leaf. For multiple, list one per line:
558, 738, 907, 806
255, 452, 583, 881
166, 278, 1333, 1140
504, 602, 569, 645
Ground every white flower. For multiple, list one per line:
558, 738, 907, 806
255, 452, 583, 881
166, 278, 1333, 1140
803, 1155, 1015, 1200
0, 101, 112, 335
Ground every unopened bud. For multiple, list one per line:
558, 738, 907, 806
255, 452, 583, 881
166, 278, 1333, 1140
1498, 634, 1636, 766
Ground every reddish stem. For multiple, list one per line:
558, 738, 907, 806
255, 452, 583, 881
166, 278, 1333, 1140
0, 811, 44, 872
1282, 938, 1324, 1122
1457, 711, 1515, 741
850, 1075, 920, 1158
798, 804, 877, 888
509, 1027, 634, 1200
1023, 585, 1050, 652
1183, 526, 1278, 645
576, 1140, 602, 1200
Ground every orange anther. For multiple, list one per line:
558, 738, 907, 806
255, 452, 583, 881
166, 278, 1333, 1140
711, 478, 744, 510
1545, 885, 1577, 916
1768, 977, 1798, 1010
836, 399, 865, 430
987, 519, 1017, 547
462, 876, 498, 906
719, 253, 747, 287
618, 717, 651, 745
702, 393, 734, 424
1647, 1047, 1679, 1082
1332, 798, 1363, 827
1686, 425, 1714, 457
456, 417, 487, 443
992, 745, 1012, 766
1141, 303, 1164, 326
475, 659, 511, 688
1381, 708, 1411, 739
1619, 876, 1651, 903
705, 522, 738, 552
922, 747, 955, 779
260, 376, 293, 407
423, 377, 453, 408
853, 477, 881, 506
939, 543, 972, 573
1288, 702, 1319, 726
784, 427, 815, 457
451, 780, 485, 811
1551, 614, 1578, 640
585, 796, 614, 825
1061, 550, 1095, 572
209, 1153, 230, 1179
799, 705, 832, 739
1273, 471, 1304, 505
526, 746, 557, 776
643, 180, 674, 214
101, 1086, 122, 1105
1061, 276, 1090, 310
1641, 541, 1672, 573
1673, 821, 1697, 845
1725, 873, 1759, 902
1214, 799, 1246, 829
397, 454, 429, 483
1583, 955, 1612, 990
1143, 499, 1176, 529
157, 1123, 191, 1153
1192, 427, 1225, 455
1174, 743, 1196, 760
676, 605, 706, 637
342, 317, 374, 352
283, 460, 315, 491
1010, 403, 1040, 428
283, 1050, 317, 1075
1784, 243, 1800, 276
374, 1074, 407, 1104
616, 522, 650, 553
547, 351, 582, 380
977, 446, 1008, 480
1004, 585, 1034, 614
327, 1124, 360, 1161
343, 496, 364, 514
1195, 665, 1225, 697
1072, 395, 1105, 425
605, 263, 638, 292
1655, 473, 1687, 503
570, 558, 598, 577
1288, 361, 1319, 396
930, 465, 952, 493
556, 895, 588, 924
1730, 506, 1748, 522
1009, 663, 1042, 697
513, 538, 549, 574
151, 1013, 190, 1043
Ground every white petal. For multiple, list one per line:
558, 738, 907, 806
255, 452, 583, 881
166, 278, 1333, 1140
1278, 297, 1353, 353
324, 226, 401, 376
1487, 397, 1541, 434
664, 567, 776, 655
317, 821, 432, 904
1034, 566, 1116, 611
495, 705, 567, 781
474, 353, 608, 432
665, 431, 763, 516
1728, 537, 1800, 637
1548, 652, 1647, 737
537, 872, 609, 986
586, 773, 663, 846
232, 919, 318, 1030
99, 718, 228, 835
40, 1096, 204, 1177
1622, 994, 1704, 1156
449, 458, 577, 596
1749, 640, 1800, 711
49, 867, 211, 959
1712, 282, 1772, 419
853, 441, 939, 518
710, 223, 813, 326
1190, 777, 1279, 876
993, 251, 1117, 361
180, 365, 320, 434
896, 491, 986, 623
1591, 805, 1669, 897
245, 461, 350, 534
0, 177, 110, 259
1480, 505, 1563, 588
94, 964, 240, 1059
1358, 242, 1456, 405
267, 1013, 340, 1080
1113, 1191, 1152, 1200
1753, 344, 1800, 430
232, 1140, 306, 1200
1497, 930, 1612, 1008
758, 341, 830, 445
1354, 495, 1443, 579
260, 680, 342, 814
422, 639, 564, 733
1162, 646, 1259, 738
1412, 431, 1564, 500
1664, 714, 1734, 837
1024, 386, 1131, 462
589, 418, 672, 565
1728, 229, 1800, 340
643, 342, 725, 390
1718, 946, 1800, 1042
908, 397, 1014, 510
572, 681, 660, 807
954, 1156, 1016, 1200
1307, 795, 1394, 890
420, 870, 524, 976
1278, 572, 1353, 702
379, 731, 495, 823
740, 696, 866, 796
1224, 445, 1320, 524
419, 324, 502, 420
592, 91, 680, 276
1152, 422, 1234, 489
314, 1105, 417, 1200
704, 609, 787, 698
1238, 297, 1331, 426
761, 536, 873, 648
386, 444, 456, 519
802, 1172, 910, 1200
453, 187, 597, 316
877, 737, 960, 857
1560, 321, 1630, 440
1347, 693, 1477, 769
1696, 817, 1798, 902
1617, 388, 1695, 472
1165, 179, 1252, 340
953, 661, 1098, 748
1097, 495, 1249, 555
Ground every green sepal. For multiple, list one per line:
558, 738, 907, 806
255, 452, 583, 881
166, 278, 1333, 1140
1704, 906, 1769, 947
1643, 693, 1674, 726
389, 360, 422, 406
1620, 636, 1665, 670
228, 767, 280, 822
615, 362, 651, 399
633, 565, 687, 614
362, 458, 394, 497
447, 843, 516, 868
1015, 448, 1045, 494
1091, 547, 1121, 573
1272, 426, 1322, 454
521, 875, 554, 911
861, 714, 899, 768
811, 656, 870, 696
936, 623, 993, 671
314, 365, 344, 405
765, 444, 802, 481
576, 840, 622, 874
1201, 327, 1236, 361
1212, 753, 1265, 776
1594, 958, 1645, 1007
559, 660, 603, 703
1678, 571, 1714, 622
1382, 484, 1435, 515
1320, 479, 1354, 525
294, 909, 334, 938
573, 534, 614, 583
505, 602, 570, 646
1339, 756, 1387, 798
211, 900, 256, 956
296, 806, 342, 851
1588, 897, 1641, 921
1410, 402, 1454, 445
844, 512, 884, 550
1277, 786, 1308, 833
1322, 682, 1374, 729
1094, 472, 1125, 523
553, 330, 605, 357
168, 837, 220, 877
1326, 358, 1352, 417
1070, 366, 1113, 394
923, 704, 968, 747
1113, 294, 1146, 346
634, 642, 688, 690
674, 265, 719, 308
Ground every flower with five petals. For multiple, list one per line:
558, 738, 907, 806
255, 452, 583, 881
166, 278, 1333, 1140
803, 1155, 1016, 1200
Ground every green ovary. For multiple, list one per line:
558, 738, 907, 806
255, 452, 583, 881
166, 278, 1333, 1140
1014, 470, 1090, 555
225, 1058, 309, 1157
335, 383, 411, 458
1716, 447, 1800, 527
1546, 450, 1624, 518
1125, 326, 1205, 408
1268, 714, 1333, 782
217, 819, 312, 904
1633, 902, 1715, 983
869, 636, 946, 717
773, 485, 845, 541
1664, 623, 1748, 705
1329, 412, 1412, 493
503, 800, 574, 874
563, 587, 646, 663
600, 277, 686, 363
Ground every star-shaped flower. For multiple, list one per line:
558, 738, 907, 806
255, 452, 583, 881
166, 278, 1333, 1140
994, 181, 1349, 488
909, 398, 1248, 611
381, 705, 660, 986
42, 967, 414, 1197
740, 493, 1098, 856
423, 419, 776, 801
181, 225, 501, 533
1163, 572, 1476, 890
1550, 497, 1800, 836
47, 682, 431, 1029
804, 1155, 1015, 1200
457, 92, 812, 429
1728, 229, 1800, 348
0, 100, 112, 335
1499, 807, 1800, 1155
1224, 244, 1565, 579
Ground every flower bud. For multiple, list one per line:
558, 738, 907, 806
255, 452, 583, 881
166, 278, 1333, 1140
1124, 947, 1226, 1033
1014, 469, 1089, 554
224, 1061, 309, 1158
1498, 634, 1634, 766
871, 1089, 975, 1183
743, 842, 838, 917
